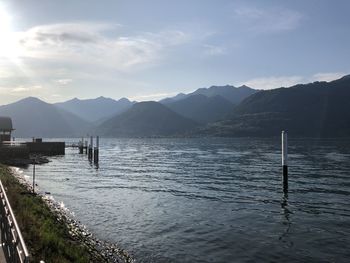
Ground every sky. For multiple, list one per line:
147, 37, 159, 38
0, 0, 349, 104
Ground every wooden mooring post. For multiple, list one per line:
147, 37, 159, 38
79, 137, 84, 154
282, 131, 288, 193
88, 136, 93, 161
93, 136, 99, 164
77, 135, 100, 165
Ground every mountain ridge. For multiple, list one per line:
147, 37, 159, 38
160, 84, 257, 105
0, 97, 91, 137
97, 101, 198, 137
1, 75, 349, 138
55, 96, 134, 123
198, 76, 350, 137
165, 94, 234, 123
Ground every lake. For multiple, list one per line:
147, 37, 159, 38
21, 138, 350, 262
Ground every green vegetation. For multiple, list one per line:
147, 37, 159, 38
199, 75, 350, 137
0, 165, 99, 263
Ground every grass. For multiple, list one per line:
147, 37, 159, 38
0, 165, 103, 263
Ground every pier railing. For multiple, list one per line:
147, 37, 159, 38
0, 180, 30, 263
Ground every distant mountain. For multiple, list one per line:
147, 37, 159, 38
191, 85, 256, 104
199, 76, 350, 137
55, 96, 133, 123
160, 93, 187, 104
165, 94, 234, 123
161, 85, 256, 105
0, 97, 91, 137
97, 101, 198, 137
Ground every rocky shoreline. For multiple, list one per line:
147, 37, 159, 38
10, 167, 134, 263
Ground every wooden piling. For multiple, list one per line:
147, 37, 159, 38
88, 136, 93, 161
282, 131, 288, 193
79, 138, 83, 154
94, 136, 99, 164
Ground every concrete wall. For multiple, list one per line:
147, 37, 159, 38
0, 145, 29, 160
26, 142, 65, 155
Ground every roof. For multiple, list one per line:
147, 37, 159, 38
0, 117, 13, 131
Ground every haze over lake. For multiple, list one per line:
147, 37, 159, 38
22, 138, 350, 263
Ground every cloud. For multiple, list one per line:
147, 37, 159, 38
311, 72, 346, 82
242, 72, 347, 90
19, 22, 116, 45
0, 84, 43, 94
55, 79, 73, 85
131, 92, 179, 101
16, 23, 191, 72
11, 85, 43, 93
202, 44, 226, 56
50, 94, 63, 98
0, 66, 15, 79
242, 76, 304, 90
233, 6, 303, 33
145, 30, 191, 46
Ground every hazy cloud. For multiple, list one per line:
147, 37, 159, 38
0, 67, 15, 79
202, 44, 227, 56
242, 72, 347, 90
19, 22, 116, 44
131, 92, 179, 101
0, 84, 43, 94
233, 6, 303, 33
16, 23, 191, 72
312, 72, 346, 82
242, 76, 303, 89
55, 79, 73, 85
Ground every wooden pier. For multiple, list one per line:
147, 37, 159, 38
78, 136, 99, 165
0, 139, 65, 166
26, 141, 65, 155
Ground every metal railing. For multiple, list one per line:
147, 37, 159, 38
0, 180, 30, 263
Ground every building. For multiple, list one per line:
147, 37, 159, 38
0, 117, 14, 142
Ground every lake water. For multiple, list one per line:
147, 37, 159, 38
21, 138, 350, 262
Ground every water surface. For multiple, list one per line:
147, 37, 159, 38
22, 138, 350, 262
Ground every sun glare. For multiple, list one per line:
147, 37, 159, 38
0, 4, 21, 59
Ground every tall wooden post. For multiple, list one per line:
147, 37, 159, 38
79, 141, 82, 154
282, 131, 288, 193
94, 136, 99, 164
88, 136, 93, 161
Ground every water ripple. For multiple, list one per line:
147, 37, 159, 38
22, 138, 350, 263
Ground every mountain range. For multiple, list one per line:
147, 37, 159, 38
0, 97, 91, 137
200, 75, 350, 137
160, 84, 256, 104
164, 94, 234, 123
0, 77, 349, 138
160, 85, 256, 123
55, 96, 134, 123
96, 101, 198, 137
